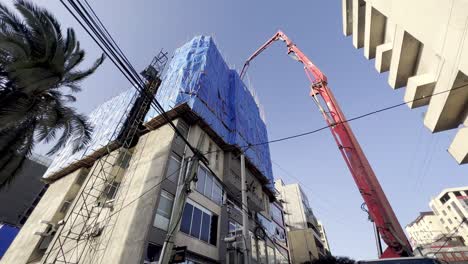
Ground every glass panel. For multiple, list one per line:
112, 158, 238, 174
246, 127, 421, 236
154, 191, 174, 230
157, 192, 174, 218
180, 203, 193, 234
196, 167, 205, 194
190, 207, 202, 238
166, 155, 181, 183
204, 172, 213, 198
212, 182, 223, 205
200, 212, 211, 242
153, 214, 169, 231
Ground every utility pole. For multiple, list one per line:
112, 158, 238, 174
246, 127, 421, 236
241, 153, 251, 264
159, 133, 206, 264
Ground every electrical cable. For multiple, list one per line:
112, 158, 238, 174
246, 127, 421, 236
433, 218, 467, 255
200, 83, 468, 157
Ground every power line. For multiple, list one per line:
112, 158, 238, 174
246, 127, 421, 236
434, 218, 467, 255
201, 83, 468, 157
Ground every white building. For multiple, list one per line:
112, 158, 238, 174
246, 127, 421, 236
429, 187, 468, 243
274, 179, 330, 263
342, 0, 468, 164
406, 211, 445, 248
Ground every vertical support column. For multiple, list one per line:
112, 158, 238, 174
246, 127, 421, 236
241, 154, 251, 264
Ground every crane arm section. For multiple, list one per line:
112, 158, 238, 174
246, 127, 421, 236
240, 30, 412, 258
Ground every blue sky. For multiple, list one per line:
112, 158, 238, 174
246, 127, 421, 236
8, 0, 468, 260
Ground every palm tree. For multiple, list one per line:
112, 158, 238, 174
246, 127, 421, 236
0, 0, 105, 187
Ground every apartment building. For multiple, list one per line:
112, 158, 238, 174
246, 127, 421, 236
274, 179, 330, 263
406, 212, 445, 248
1, 36, 289, 264
405, 187, 468, 262
429, 187, 468, 244
342, 0, 468, 164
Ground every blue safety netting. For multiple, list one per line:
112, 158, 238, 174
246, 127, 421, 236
146, 35, 273, 184
43, 35, 273, 185
43, 89, 138, 179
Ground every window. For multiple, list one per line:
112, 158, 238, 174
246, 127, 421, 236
166, 154, 181, 183
442, 210, 447, 216
228, 221, 242, 237
154, 190, 174, 231
454, 191, 462, 197
270, 203, 284, 226
180, 200, 218, 246
448, 218, 453, 224
196, 166, 223, 205
440, 193, 450, 204
145, 243, 161, 263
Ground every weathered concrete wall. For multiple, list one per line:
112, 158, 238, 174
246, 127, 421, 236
101, 122, 176, 263
287, 229, 320, 263
1, 168, 88, 264
342, 0, 468, 164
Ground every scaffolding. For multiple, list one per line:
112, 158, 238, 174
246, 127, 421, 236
42, 51, 168, 264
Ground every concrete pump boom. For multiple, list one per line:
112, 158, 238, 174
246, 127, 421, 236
240, 30, 413, 258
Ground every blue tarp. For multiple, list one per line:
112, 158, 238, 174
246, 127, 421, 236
0, 224, 19, 258
44, 35, 273, 184
146, 36, 273, 183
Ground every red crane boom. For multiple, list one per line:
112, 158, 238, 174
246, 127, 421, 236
240, 30, 412, 258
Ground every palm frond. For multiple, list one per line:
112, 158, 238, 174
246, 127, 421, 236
64, 53, 105, 83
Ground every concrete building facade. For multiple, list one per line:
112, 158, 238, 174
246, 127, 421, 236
1, 115, 289, 264
274, 179, 330, 263
342, 0, 468, 164
429, 187, 468, 243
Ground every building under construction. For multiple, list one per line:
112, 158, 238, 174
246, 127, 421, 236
1, 36, 290, 264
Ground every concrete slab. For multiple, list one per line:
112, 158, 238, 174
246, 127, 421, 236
404, 73, 437, 109
388, 27, 422, 89
448, 126, 468, 164
364, 5, 386, 59
352, 0, 366, 49
375, 42, 393, 73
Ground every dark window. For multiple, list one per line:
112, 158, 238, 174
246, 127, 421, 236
190, 208, 202, 238
210, 214, 218, 246
180, 203, 193, 234
440, 193, 450, 204
145, 243, 162, 262
454, 191, 462, 197
200, 213, 211, 242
